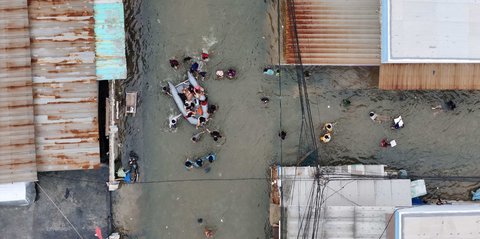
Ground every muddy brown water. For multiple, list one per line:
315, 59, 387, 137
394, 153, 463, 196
118, 0, 480, 238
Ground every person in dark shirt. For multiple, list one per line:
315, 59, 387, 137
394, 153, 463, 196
206, 128, 222, 142
169, 59, 179, 69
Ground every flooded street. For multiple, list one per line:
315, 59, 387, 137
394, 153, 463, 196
116, 0, 480, 238
119, 0, 278, 238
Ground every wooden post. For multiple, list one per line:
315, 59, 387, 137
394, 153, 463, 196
107, 80, 119, 191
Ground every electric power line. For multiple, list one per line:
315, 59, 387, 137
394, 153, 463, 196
40, 172, 480, 185
378, 208, 398, 239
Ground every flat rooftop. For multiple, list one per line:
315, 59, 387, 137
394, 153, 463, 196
396, 205, 480, 239
382, 0, 480, 63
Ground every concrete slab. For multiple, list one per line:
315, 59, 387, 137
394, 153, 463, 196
382, 0, 480, 63
0, 168, 111, 239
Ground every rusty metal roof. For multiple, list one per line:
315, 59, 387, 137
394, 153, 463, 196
0, 0, 38, 183
28, 0, 100, 171
283, 0, 381, 65
379, 64, 480, 90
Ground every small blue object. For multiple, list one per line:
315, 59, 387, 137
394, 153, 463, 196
472, 188, 480, 200
125, 172, 132, 184
411, 197, 425, 205
190, 62, 199, 73
264, 69, 275, 75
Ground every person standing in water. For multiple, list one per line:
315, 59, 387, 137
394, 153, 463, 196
194, 158, 204, 168
206, 128, 222, 142
207, 104, 218, 114
184, 160, 194, 170
169, 114, 182, 129
191, 131, 205, 143
226, 69, 236, 79
263, 67, 275, 76
196, 116, 207, 129
169, 59, 179, 69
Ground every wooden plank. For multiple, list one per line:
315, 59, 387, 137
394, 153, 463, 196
379, 64, 480, 90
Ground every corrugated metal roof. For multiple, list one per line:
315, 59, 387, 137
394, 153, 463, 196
94, 0, 127, 80
0, 0, 38, 183
28, 0, 100, 171
284, 0, 381, 65
379, 63, 480, 90
286, 206, 394, 239
280, 166, 411, 239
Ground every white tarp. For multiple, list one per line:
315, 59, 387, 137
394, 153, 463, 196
410, 179, 427, 198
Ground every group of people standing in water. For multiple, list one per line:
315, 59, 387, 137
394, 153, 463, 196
164, 50, 228, 173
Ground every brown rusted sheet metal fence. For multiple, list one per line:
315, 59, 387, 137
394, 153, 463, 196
0, 0, 38, 183
379, 64, 480, 90
283, 0, 381, 65
28, 0, 100, 171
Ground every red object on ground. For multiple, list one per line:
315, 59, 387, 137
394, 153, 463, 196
95, 227, 103, 239
201, 53, 209, 60
380, 138, 389, 148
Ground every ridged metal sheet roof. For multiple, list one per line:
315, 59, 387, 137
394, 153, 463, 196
94, 0, 127, 80
284, 0, 381, 65
0, 0, 38, 183
280, 166, 411, 239
28, 0, 100, 171
379, 64, 480, 90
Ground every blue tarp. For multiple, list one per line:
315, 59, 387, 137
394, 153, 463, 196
411, 197, 425, 205
124, 172, 132, 184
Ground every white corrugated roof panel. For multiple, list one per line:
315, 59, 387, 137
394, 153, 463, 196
280, 166, 412, 239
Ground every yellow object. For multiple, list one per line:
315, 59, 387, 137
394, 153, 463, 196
320, 133, 331, 143
323, 123, 333, 132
